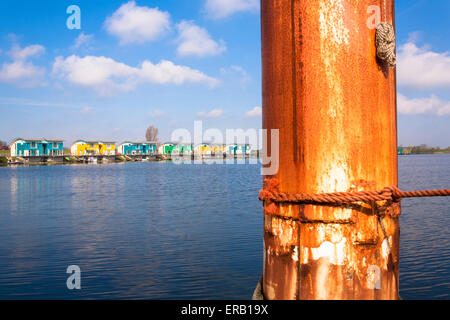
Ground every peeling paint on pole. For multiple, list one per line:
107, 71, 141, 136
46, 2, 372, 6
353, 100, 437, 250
261, 0, 399, 300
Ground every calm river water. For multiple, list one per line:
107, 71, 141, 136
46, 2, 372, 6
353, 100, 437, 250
0, 155, 448, 299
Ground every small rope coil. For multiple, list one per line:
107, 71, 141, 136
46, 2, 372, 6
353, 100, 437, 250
375, 22, 396, 68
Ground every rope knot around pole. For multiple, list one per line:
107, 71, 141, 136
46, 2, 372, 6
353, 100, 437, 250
375, 22, 396, 68
259, 178, 450, 205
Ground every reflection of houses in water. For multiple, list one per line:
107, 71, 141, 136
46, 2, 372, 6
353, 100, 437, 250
9, 138, 64, 157
117, 141, 157, 155
10, 175, 18, 215
8, 172, 61, 216
70, 140, 116, 156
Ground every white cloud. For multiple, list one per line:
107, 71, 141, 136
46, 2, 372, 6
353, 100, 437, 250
0, 44, 46, 87
0, 61, 44, 85
398, 94, 450, 116
104, 1, 170, 45
437, 104, 450, 116
397, 42, 450, 89
80, 107, 93, 114
396, 37, 450, 117
220, 65, 251, 88
205, 0, 259, 19
53, 55, 137, 95
244, 106, 261, 117
148, 109, 164, 118
139, 60, 219, 86
72, 32, 94, 49
0, 98, 70, 108
52, 55, 219, 96
407, 31, 422, 44
197, 108, 223, 118
10, 44, 45, 61
176, 20, 226, 57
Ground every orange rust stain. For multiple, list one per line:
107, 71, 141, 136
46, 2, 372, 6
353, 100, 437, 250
261, 0, 399, 300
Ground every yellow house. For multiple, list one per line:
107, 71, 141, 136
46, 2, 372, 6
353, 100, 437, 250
194, 143, 212, 156
70, 140, 116, 156
211, 144, 225, 155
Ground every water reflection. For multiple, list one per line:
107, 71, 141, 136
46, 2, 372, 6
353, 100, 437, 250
0, 156, 448, 299
398, 154, 450, 300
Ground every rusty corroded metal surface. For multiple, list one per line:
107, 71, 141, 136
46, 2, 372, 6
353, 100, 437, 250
261, 0, 399, 300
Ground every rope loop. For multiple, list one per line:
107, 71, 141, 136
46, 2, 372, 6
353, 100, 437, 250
376, 22, 396, 68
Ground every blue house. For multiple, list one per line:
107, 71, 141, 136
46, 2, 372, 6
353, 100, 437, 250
225, 144, 251, 156
10, 138, 64, 157
117, 141, 157, 156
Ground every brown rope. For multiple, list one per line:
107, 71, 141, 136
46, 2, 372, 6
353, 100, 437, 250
259, 179, 450, 205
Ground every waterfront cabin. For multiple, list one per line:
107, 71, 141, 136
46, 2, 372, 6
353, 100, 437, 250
211, 144, 225, 156
158, 143, 194, 156
176, 144, 193, 156
193, 143, 212, 156
9, 138, 64, 157
226, 144, 251, 156
117, 141, 157, 156
397, 147, 412, 155
158, 142, 176, 155
71, 140, 116, 156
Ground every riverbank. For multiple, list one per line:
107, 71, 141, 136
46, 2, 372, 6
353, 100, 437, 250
0, 154, 260, 167
1, 155, 160, 167
398, 146, 450, 155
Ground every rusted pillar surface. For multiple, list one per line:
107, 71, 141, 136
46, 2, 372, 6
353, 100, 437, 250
261, 0, 399, 300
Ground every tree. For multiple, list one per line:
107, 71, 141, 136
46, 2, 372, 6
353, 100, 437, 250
0, 140, 7, 147
146, 126, 158, 142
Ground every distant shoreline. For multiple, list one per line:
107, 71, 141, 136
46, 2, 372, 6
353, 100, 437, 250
398, 147, 450, 155
398, 152, 450, 155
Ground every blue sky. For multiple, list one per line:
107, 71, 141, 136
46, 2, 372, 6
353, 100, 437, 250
0, 0, 449, 147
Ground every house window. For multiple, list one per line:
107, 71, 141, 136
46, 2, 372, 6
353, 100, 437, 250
31, 142, 36, 148
53, 142, 59, 148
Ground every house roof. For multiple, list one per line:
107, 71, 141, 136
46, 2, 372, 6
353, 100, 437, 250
118, 141, 157, 146
70, 140, 116, 148
159, 142, 178, 146
71, 140, 116, 145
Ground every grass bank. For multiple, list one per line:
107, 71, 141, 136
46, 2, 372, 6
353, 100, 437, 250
0, 150, 10, 157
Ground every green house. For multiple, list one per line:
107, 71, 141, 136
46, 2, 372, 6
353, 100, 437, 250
158, 143, 193, 155
158, 143, 176, 155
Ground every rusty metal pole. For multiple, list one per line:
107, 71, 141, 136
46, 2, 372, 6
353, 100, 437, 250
261, 0, 399, 300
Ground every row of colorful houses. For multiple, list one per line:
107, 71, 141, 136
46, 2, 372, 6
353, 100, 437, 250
397, 147, 412, 155
156, 143, 251, 156
9, 138, 252, 157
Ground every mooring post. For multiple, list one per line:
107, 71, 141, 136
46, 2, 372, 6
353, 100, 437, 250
261, 0, 399, 299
